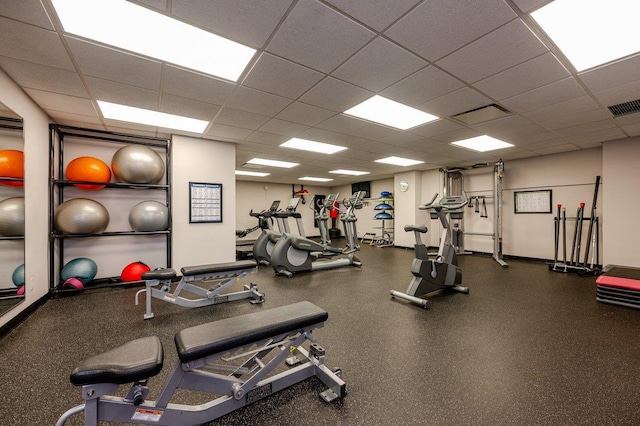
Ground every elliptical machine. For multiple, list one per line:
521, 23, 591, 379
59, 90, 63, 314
391, 192, 469, 308
252, 198, 304, 265
270, 191, 364, 277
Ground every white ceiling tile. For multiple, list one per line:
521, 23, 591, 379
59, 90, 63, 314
578, 53, 640, 93
266, 0, 375, 73
170, 0, 293, 48
160, 94, 220, 121
242, 53, 324, 99
349, 123, 398, 140
245, 131, 290, 146
408, 119, 466, 138
0, 17, 74, 71
501, 77, 587, 113
129, 0, 168, 12
0, 0, 54, 29
324, 0, 421, 31
226, 86, 292, 116
419, 87, 493, 118
436, 19, 548, 83
84, 76, 159, 109
162, 65, 235, 106
532, 144, 580, 155
332, 37, 427, 92
381, 65, 465, 107
259, 118, 309, 137
0, 56, 87, 97
620, 122, 640, 137
473, 53, 569, 100
24, 88, 96, 117
524, 96, 604, 126
214, 107, 271, 130
593, 81, 640, 109
511, 0, 551, 13
205, 123, 254, 142
385, 0, 516, 61
315, 114, 369, 134
66, 37, 162, 91
295, 127, 345, 144
300, 77, 373, 112
275, 101, 336, 126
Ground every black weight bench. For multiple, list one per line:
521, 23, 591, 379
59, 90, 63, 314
57, 301, 346, 426
134, 259, 264, 319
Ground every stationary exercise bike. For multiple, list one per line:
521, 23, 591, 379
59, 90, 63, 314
391, 192, 469, 308
270, 191, 364, 277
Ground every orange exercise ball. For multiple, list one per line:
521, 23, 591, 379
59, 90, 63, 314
65, 156, 112, 190
0, 149, 24, 187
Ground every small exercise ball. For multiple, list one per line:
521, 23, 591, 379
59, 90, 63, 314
17, 285, 25, 296
129, 200, 168, 232
12, 264, 25, 287
61, 257, 98, 283
0, 197, 25, 236
380, 191, 392, 198
111, 145, 165, 184
62, 277, 84, 290
66, 156, 112, 190
0, 149, 24, 187
121, 261, 150, 282
374, 212, 393, 220
54, 198, 110, 235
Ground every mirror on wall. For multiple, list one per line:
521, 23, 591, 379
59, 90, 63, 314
0, 103, 25, 315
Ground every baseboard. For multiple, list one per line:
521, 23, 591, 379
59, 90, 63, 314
0, 293, 48, 339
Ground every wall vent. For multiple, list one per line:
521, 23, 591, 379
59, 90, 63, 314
608, 99, 640, 117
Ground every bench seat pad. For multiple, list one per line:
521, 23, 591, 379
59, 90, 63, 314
70, 336, 163, 386
175, 301, 327, 363
181, 260, 257, 276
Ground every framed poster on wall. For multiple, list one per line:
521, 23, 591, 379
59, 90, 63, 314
514, 189, 552, 214
189, 182, 222, 223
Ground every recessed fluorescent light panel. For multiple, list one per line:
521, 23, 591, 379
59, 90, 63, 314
451, 135, 513, 152
97, 100, 208, 133
246, 158, 299, 168
374, 156, 424, 167
235, 171, 270, 177
344, 95, 439, 130
280, 138, 347, 154
299, 177, 334, 182
329, 169, 370, 176
531, 0, 640, 71
52, 0, 256, 81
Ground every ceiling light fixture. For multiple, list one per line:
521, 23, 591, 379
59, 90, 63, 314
235, 170, 270, 177
329, 169, 370, 176
374, 156, 424, 167
451, 135, 513, 152
97, 100, 208, 132
531, 0, 640, 72
51, 0, 256, 82
246, 158, 299, 168
344, 95, 439, 130
299, 176, 334, 182
280, 138, 347, 154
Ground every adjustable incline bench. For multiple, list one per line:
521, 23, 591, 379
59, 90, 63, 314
134, 259, 264, 319
57, 301, 346, 426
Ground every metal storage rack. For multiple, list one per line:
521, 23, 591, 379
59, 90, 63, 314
49, 124, 172, 294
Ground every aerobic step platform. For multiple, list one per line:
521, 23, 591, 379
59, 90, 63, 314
596, 266, 640, 309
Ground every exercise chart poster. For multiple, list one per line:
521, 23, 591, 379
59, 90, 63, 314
189, 182, 222, 223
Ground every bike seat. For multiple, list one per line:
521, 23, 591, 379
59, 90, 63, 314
404, 225, 427, 233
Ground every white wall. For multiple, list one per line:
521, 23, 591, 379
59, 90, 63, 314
602, 137, 640, 267
0, 69, 51, 329
172, 135, 236, 268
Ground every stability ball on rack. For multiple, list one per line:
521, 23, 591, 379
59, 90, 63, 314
129, 200, 168, 232
65, 156, 112, 190
61, 257, 98, 284
0, 196, 25, 236
54, 198, 110, 235
12, 263, 24, 287
121, 261, 151, 282
0, 149, 24, 187
111, 145, 165, 184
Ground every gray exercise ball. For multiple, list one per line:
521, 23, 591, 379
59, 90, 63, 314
129, 200, 168, 232
54, 198, 110, 235
111, 145, 165, 184
0, 197, 25, 236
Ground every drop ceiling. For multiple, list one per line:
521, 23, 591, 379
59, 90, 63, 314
0, 0, 639, 186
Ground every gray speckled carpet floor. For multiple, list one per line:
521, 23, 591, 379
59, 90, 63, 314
1, 244, 639, 425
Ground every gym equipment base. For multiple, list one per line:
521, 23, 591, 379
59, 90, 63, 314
57, 301, 346, 426
596, 266, 640, 309
135, 260, 264, 320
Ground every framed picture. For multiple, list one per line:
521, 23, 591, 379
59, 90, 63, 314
514, 190, 552, 214
189, 182, 222, 223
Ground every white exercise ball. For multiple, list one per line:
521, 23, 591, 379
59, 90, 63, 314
128, 200, 168, 232
111, 145, 165, 184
